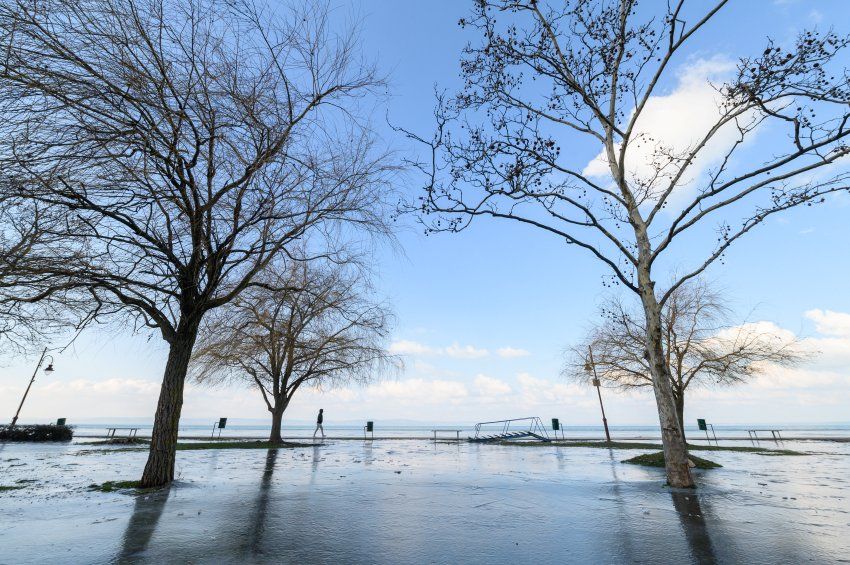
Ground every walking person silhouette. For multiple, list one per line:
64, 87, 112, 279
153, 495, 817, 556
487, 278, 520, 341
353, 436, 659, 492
313, 408, 325, 439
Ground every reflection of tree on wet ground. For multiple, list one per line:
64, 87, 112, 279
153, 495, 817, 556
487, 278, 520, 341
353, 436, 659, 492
602, 449, 716, 563
604, 448, 637, 558
670, 490, 716, 564
240, 448, 278, 559
116, 487, 170, 563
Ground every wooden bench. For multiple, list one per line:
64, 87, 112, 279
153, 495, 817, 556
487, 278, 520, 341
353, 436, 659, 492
106, 427, 140, 442
747, 429, 783, 441
431, 429, 463, 442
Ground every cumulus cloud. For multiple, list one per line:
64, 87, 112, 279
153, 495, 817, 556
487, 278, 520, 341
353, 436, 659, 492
583, 57, 744, 204
496, 347, 530, 358
389, 340, 437, 356
516, 372, 591, 407
366, 378, 468, 404
805, 309, 850, 337
389, 340, 489, 359
39, 378, 162, 395
700, 312, 850, 409
473, 374, 512, 396
749, 365, 842, 390
444, 343, 489, 359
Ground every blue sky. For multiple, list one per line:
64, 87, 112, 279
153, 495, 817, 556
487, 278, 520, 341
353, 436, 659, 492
2, 0, 850, 426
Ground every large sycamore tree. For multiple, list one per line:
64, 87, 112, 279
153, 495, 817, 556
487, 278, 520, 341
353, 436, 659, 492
0, 0, 392, 486
405, 0, 850, 486
565, 279, 806, 440
193, 259, 397, 444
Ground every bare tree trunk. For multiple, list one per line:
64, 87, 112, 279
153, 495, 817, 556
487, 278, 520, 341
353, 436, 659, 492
674, 392, 686, 444
140, 317, 200, 488
639, 282, 695, 488
268, 403, 285, 444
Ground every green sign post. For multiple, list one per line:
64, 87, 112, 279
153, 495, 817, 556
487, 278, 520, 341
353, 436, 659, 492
697, 419, 717, 444
211, 417, 227, 439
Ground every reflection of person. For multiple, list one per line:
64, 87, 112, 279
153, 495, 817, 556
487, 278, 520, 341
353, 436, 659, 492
313, 408, 325, 439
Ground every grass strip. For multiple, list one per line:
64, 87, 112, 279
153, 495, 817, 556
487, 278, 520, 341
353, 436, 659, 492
175, 440, 312, 451
77, 440, 313, 456
623, 451, 722, 469
501, 440, 805, 456
0, 485, 26, 492
77, 438, 150, 446
87, 480, 161, 494
89, 480, 141, 492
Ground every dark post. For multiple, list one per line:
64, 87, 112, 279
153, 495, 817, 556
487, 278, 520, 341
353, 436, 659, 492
210, 417, 227, 439
10, 347, 52, 427
587, 346, 611, 443
697, 418, 710, 443
552, 418, 564, 440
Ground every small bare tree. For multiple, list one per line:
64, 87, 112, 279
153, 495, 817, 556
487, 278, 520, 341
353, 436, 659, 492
0, 0, 393, 486
192, 259, 397, 443
402, 0, 850, 487
565, 280, 806, 440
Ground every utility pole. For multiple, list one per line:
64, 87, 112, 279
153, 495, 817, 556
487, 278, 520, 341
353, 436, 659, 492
586, 345, 611, 443
10, 346, 54, 427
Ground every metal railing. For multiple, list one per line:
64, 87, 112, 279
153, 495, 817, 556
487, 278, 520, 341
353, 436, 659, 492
471, 417, 550, 441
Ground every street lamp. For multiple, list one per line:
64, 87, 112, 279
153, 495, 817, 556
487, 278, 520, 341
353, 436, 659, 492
9, 347, 56, 427
585, 345, 611, 443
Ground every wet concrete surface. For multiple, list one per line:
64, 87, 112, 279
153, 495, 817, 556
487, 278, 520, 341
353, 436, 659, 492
0, 439, 848, 564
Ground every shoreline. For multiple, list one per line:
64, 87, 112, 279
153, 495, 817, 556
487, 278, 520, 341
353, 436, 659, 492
71, 434, 850, 443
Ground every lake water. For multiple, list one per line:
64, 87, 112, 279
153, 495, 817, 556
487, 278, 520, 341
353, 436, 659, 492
67, 422, 850, 440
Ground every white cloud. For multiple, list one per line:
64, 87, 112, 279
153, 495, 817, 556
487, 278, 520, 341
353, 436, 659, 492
39, 378, 162, 395
389, 340, 436, 356
444, 343, 489, 359
712, 321, 799, 349
516, 372, 591, 407
687, 312, 850, 414
583, 57, 744, 204
749, 365, 842, 390
473, 374, 512, 396
496, 347, 530, 358
389, 339, 490, 359
805, 309, 850, 337
366, 378, 468, 404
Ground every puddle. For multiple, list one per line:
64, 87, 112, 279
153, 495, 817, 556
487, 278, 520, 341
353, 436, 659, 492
0, 440, 848, 563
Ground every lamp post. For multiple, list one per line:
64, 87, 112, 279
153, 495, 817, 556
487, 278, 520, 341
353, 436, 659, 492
585, 345, 611, 443
9, 346, 55, 427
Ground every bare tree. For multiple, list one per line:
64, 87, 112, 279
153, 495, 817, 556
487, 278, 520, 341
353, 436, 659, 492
0, 0, 394, 486
400, 0, 850, 487
565, 279, 807, 440
0, 202, 54, 354
0, 196, 92, 356
192, 259, 398, 443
